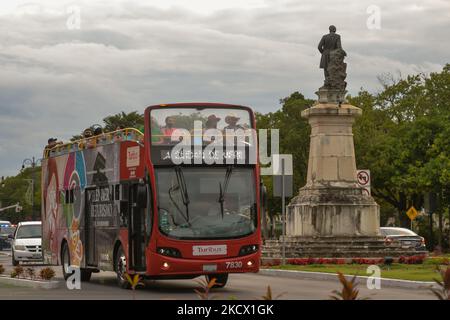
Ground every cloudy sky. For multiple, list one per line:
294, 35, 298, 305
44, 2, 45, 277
0, 0, 448, 176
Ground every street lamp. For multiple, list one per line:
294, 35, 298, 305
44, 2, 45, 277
21, 157, 42, 221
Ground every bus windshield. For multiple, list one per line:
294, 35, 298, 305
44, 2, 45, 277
155, 167, 256, 239
150, 108, 252, 145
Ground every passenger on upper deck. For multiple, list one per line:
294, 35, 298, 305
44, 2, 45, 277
205, 114, 221, 130
82, 128, 97, 148
44, 138, 63, 156
83, 128, 94, 138
93, 126, 103, 136
203, 114, 221, 144
113, 125, 125, 142
46, 138, 62, 149
224, 113, 244, 131
161, 116, 178, 144
150, 117, 163, 144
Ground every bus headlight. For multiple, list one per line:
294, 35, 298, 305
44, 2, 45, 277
162, 262, 170, 270
239, 244, 258, 256
157, 247, 182, 258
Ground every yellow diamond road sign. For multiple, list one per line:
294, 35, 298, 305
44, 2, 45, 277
406, 206, 418, 221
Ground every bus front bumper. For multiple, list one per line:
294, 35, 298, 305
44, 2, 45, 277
149, 252, 260, 276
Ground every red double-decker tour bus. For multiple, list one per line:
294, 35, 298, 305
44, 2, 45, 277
41, 103, 262, 288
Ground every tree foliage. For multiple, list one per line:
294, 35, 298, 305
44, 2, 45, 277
0, 167, 41, 223
256, 92, 313, 218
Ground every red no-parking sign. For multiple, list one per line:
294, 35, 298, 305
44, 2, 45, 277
357, 170, 371, 195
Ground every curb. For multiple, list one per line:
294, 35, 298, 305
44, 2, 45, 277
0, 276, 61, 289
258, 269, 438, 290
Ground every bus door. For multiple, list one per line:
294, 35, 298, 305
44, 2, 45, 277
128, 182, 147, 271
85, 188, 97, 266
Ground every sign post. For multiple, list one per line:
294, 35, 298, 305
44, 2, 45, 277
406, 206, 418, 231
272, 154, 293, 266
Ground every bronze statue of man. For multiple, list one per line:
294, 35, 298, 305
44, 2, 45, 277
318, 25, 346, 86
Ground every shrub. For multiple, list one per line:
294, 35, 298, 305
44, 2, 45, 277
26, 268, 36, 280
10, 271, 17, 278
330, 272, 367, 300
13, 266, 24, 278
430, 266, 450, 300
399, 255, 426, 264
0, 264, 4, 275
39, 267, 56, 280
260, 286, 285, 300
351, 258, 383, 265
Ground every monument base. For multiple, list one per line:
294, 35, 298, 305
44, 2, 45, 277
262, 236, 420, 261
287, 185, 380, 237
315, 88, 347, 104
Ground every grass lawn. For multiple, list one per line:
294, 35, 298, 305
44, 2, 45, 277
266, 263, 447, 282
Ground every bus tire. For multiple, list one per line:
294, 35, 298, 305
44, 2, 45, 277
115, 246, 130, 289
61, 242, 92, 282
206, 273, 228, 288
61, 242, 71, 280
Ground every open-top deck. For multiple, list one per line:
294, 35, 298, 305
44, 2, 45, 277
43, 128, 144, 158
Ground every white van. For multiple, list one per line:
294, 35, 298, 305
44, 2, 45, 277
11, 221, 42, 266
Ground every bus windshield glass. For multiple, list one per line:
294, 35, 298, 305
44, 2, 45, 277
155, 167, 256, 239
150, 108, 252, 145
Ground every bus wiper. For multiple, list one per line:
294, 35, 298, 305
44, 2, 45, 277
175, 166, 190, 223
218, 166, 233, 219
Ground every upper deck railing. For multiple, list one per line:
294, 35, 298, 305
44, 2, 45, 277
43, 128, 144, 159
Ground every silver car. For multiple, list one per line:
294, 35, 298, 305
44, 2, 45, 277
380, 227, 427, 251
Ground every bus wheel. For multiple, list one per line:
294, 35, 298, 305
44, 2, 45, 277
61, 242, 71, 280
206, 273, 228, 288
62, 242, 92, 281
115, 246, 130, 289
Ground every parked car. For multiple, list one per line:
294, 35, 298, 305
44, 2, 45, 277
0, 221, 14, 250
380, 227, 427, 251
11, 221, 42, 266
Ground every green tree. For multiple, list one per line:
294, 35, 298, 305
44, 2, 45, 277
350, 65, 450, 247
0, 167, 41, 223
256, 92, 313, 224
103, 111, 144, 132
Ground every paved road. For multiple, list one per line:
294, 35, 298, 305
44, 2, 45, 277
0, 250, 435, 300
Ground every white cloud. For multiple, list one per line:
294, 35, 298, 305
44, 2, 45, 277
0, 0, 448, 175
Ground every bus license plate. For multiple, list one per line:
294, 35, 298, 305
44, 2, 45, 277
203, 264, 217, 272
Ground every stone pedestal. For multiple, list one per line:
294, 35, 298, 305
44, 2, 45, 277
287, 102, 380, 237
262, 95, 421, 260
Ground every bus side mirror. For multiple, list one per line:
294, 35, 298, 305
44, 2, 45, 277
136, 184, 147, 208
